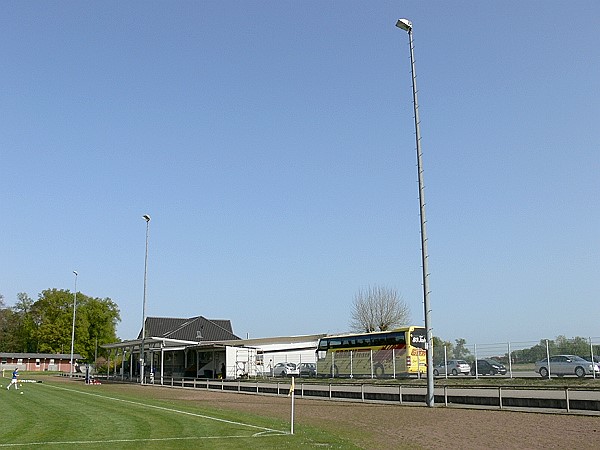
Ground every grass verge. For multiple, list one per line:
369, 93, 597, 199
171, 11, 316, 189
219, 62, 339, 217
0, 376, 358, 449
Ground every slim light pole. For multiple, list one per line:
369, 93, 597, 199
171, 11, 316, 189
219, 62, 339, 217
140, 214, 151, 384
396, 18, 434, 407
69, 270, 78, 378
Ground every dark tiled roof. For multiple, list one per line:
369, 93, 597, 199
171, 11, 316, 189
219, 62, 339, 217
138, 316, 239, 342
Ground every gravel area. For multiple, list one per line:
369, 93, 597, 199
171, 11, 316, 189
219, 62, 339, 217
137, 384, 600, 449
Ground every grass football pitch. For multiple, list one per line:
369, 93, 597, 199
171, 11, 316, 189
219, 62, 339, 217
0, 376, 355, 449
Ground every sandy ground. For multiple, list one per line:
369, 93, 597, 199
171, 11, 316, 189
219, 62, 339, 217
133, 384, 600, 449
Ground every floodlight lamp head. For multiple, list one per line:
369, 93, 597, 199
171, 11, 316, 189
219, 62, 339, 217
73, 271, 78, 276
396, 18, 412, 32
143, 214, 151, 222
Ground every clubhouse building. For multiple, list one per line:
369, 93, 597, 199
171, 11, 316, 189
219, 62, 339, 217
102, 316, 323, 383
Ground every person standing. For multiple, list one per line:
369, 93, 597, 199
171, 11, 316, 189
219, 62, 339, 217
7, 368, 19, 390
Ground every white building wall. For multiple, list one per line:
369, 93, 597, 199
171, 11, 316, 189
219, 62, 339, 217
227, 340, 319, 377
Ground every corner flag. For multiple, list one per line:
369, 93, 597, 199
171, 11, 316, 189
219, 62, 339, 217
289, 376, 295, 435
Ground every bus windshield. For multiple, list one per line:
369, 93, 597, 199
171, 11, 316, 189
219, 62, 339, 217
410, 328, 427, 349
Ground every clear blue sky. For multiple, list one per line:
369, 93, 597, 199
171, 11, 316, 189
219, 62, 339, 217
1, 1, 598, 346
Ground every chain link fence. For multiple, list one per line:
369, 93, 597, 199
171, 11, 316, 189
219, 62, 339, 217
261, 336, 600, 379
435, 336, 600, 379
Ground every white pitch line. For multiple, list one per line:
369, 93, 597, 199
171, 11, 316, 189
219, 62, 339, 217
41, 383, 288, 435
0, 434, 283, 447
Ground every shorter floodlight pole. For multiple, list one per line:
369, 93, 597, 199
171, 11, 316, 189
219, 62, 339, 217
69, 271, 78, 378
140, 214, 151, 384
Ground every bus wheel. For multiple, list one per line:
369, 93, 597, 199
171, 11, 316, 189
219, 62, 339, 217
330, 365, 339, 378
374, 364, 385, 378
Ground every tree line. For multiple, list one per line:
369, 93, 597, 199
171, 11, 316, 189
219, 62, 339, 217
0, 289, 120, 362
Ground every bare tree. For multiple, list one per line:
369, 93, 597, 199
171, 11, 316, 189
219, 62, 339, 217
350, 286, 410, 333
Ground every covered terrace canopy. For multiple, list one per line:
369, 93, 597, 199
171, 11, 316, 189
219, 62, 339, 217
102, 337, 203, 382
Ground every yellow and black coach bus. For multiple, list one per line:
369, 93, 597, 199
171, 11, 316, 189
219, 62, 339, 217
315, 326, 427, 378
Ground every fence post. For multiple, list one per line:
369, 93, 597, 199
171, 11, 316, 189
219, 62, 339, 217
399, 385, 403, 404
329, 383, 332, 399
590, 337, 596, 380
499, 386, 503, 410
546, 340, 551, 379
332, 352, 335, 378
444, 385, 448, 406
361, 383, 364, 402
508, 342, 513, 379
444, 345, 448, 380
565, 387, 570, 412
350, 350, 353, 379
474, 344, 478, 380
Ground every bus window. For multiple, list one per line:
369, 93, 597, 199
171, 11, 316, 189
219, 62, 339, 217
329, 339, 342, 349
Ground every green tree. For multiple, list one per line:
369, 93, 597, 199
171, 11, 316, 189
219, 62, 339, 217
453, 338, 471, 360
0, 294, 22, 351
432, 336, 454, 365
30, 289, 120, 361
77, 296, 120, 360
555, 335, 590, 356
13, 292, 36, 352
30, 289, 73, 353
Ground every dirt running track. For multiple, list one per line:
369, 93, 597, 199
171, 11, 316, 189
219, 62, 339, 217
133, 384, 599, 449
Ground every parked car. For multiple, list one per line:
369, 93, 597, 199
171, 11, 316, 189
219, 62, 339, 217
299, 363, 316, 377
433, 360, 471, 376
470, 359, 507, 376
272, 362, 299, 377
535, 355, 600, 378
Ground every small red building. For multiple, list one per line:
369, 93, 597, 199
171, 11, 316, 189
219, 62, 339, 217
0, 352, 83, 372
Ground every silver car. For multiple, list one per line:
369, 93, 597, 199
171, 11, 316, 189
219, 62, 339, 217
433, 359, 471, 376
272, 362, 300, 377
535, 355, 600, 378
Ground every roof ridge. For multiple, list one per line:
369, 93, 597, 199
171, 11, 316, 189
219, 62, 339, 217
163, 316, 202, 338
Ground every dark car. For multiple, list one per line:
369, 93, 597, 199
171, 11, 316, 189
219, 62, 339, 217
299, 363, 316, 377
471, 359, 507, 376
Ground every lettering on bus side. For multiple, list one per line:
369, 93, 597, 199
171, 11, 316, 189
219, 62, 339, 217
332, 350, 370, 359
